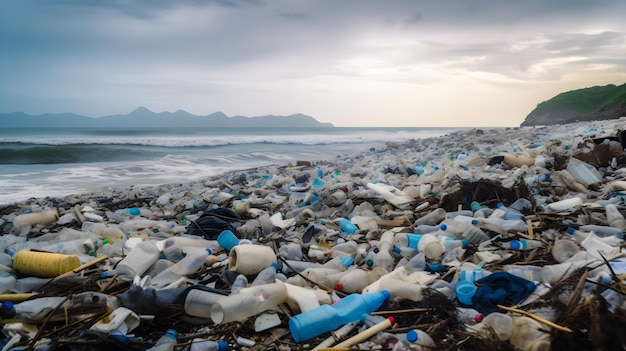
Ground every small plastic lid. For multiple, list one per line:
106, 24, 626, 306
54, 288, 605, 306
2, 301, 14, 310
474, 313, 484, 323
339, 255, 354, 267
471, 219, 478, 225
440, 223, 448, 231
387, 316, 395, 325
217, 340, 228, 351
566, 226, 575, 234
380, 289, 391, 300
165, 329, 178, 338
461, 240, 470, 248
393, 246, 401, 254
510, 240, 522, 250
270, 262, 279, 270
365, 258, 374, 267
497, 202, 505, 208
406, 330, 420, 343
336, 282, 344, 291
205, 248, 212, 255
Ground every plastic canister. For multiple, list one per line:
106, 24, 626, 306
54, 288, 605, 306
116, 241, 160, 279
228, 244, 276, 275
12, 210, 59, 232
13, 251, 80, 278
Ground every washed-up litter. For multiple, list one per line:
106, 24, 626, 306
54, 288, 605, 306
2, 119, 626, 350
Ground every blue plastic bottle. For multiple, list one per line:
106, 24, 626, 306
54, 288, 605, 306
339, 218, 359, 235
289, 290, 391, 343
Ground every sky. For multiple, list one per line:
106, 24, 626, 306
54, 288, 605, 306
1, 1, 626, 127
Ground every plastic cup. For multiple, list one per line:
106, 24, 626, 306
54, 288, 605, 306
217, 230, 240, 251
551, 239, 580, 263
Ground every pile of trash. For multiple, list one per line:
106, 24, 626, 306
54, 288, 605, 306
1, 119, 626, 350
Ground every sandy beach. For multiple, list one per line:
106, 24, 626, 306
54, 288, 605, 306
1, 119, 626, 350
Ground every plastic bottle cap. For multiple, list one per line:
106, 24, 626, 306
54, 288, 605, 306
165, 329, 178, 338
387, 316, 395, 325
393, 246, 401, 254
510, 240, 521, 250
366, 258, 374, 267
406, 330, 419, 342
2, 301, 14, 310
205, 248, 212, 255
380, 290, 391, 300
336, 282, 344, 291
474, 313, 484, 323
566, 226, 575, 234
461, 240, 470, 249
340, 255, 354, 267
471, 219, 478, 225
270, 262, 279, 270
217, 341, 228, 351
440, 223, 447, 231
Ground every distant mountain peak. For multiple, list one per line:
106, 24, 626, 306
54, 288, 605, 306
130, 106, 153, 114
0, 108, 334, 129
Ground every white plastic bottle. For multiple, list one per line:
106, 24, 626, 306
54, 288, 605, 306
147, 329, 177, 351
116, 241, 160, 279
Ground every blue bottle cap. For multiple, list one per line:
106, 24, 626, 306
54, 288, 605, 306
566, 226, 575, 234
217, 341, 229, 351
164, 329, 177, 339
440, 223, 447, 231
339, 255, 354, 267
393, 246, 401, 254
471, 219, 478, 225
380, 289, 391, 300
510, 240, 521, 250
126, 207, 141, 216
497, 202, 504, 208
270, 262, 280, 270
205, 248, 212, 255
2, 301, 14, 310
406, 330, 419, 342
461, 240, 470, 248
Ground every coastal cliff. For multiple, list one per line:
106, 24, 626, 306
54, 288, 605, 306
521, 83, 626, 126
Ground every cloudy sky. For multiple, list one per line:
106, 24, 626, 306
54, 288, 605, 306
1, 1, 625, 127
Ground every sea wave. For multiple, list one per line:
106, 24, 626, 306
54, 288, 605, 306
0, 129, 451, 147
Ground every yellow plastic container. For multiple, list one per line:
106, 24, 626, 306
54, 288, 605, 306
13, 251, 80, 278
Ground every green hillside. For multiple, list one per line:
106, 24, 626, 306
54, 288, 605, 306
521, 83, 626, 126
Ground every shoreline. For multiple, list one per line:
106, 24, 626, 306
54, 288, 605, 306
1, 119, 625, 349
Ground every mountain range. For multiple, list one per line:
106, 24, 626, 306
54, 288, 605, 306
0, 107, 335, 128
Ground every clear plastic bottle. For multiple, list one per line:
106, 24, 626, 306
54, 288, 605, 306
162, 239, 184, 263
335, 268, 371, 293
405, 329, 436, 350
288, 290, 391, 343
251, 262, 279, 286
605, 204, 626, 231
394, 233, 422, 249
147, 329, 177, 351
457, 307, 484, 325
190, 339, 228, 351
579, 224, 624, 239
414, 208, 446, 226
500, 239, 543, 250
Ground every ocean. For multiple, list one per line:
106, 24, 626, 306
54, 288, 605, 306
0, 127, 461, 205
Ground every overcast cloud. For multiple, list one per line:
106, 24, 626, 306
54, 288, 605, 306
1, 0, 625, 126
